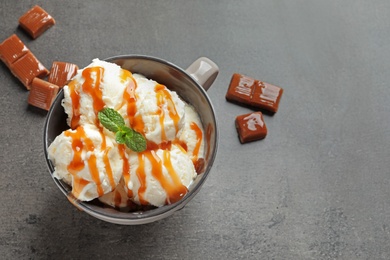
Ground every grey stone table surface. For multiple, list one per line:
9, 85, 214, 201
1, 1, 389, 259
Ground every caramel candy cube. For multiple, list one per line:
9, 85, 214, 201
19, 5, 55, 39
235, 112, 267, 143
10, 51, 49, 90
226, 73, 283, 113
251, 81, 283, 113
48, 61, 79, 88
28, 78, 59, 110
225, 73, 255, 104
0, 34, 29, 66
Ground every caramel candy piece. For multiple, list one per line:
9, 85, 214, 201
235, 112, 267, 143
48, 61, 79, 88
19, 5, 55, 39
9, 51, 49, 90
226, 73, 283, 113
0, 34, 29, 66
28, 78, 59, 110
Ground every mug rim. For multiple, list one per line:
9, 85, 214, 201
43, 54, 219, 224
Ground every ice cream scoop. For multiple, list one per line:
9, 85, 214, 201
48, 123, 122, 201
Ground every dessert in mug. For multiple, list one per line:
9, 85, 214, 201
48, 59, 205, 209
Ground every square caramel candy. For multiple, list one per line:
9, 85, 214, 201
226, 73, 283, 113
10, 51, 49, 90
235, 112, 267, 143
19, 5, 55, 39
28, 78, 59, 111
226, 73, 256, 104
0, 34, 29, 66
251, 80, 283, 113
48, 61, 79, 88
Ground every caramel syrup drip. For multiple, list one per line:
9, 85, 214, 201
155, 84, 181, 142
118, 144, 133, 198
82, 67, 105, 119
120, 70, 145, 134
190, 122, 203, 162
135, 153, 148, 205
97, 125, 116, 190
68, 80, 81, 129
189, 122, 204, 174
65, 126, 104, 198
114, 188, 123, 208
162, 150, 188, 204
102, 148, 116, 190
137, 150, 188, 205
68, 67, 105, 129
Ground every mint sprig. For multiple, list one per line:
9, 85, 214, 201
98, 108, 147, 152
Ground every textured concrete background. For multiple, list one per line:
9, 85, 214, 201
1, 1, 390, 259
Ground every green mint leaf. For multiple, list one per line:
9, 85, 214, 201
98, 108, 125, 133
125, 130, 147, 152
121, 126, 134, 136
115, 126, 132, 143
115, 131, 127, 144
98, 108, 147, 153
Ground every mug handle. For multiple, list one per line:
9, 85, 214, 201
186, 57, 219, 91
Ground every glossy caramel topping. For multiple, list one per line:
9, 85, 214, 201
190, 122, 203, 162
0, 34, 29, 66
103, 148, 116, 190
82, 67, 105, 119
48, 61, 79, 88
68, 80, 81, 129
28, 78, 59, 111
120, 70, 145, 134
155, 84, 181, 142
162, 150, 188, 204
144, 150, 188, 204
68, 66, 105, 128
19, 5, 55, 39
64, 126, 105, 198
156, 84, 181, 132
118, 144, 133, 198
135, 153, 148, 205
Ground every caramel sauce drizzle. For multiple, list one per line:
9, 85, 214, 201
139, 150, 187, 205
65, 67, 206, 206
114, 188, 123, 208
65, 126, 104, 198
135, 153, 148, 205
162, 150, 188, 204
68, 80, 81, 129
155, 84, 181, 141
102, 148, 115, 190
97, 125, 115, 190
82, 67, 105, 121
68, 67, 105, 129
118, 144, 133, 198
120, 70, 146, 135
190, 122, 203, 162
189, 122, 205, 174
